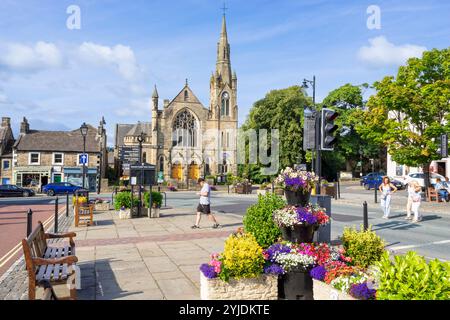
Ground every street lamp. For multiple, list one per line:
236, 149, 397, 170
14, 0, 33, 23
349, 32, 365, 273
137, 131, 146, 217
302, 76, 321, 194
80, 123, 89, 190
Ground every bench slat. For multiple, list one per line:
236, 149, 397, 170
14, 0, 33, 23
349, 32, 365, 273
43, 247, 52, 259
43, 264, 54, 280
61, 246, 69, 280
53, 247, 63, 280
36, 265, 47, 281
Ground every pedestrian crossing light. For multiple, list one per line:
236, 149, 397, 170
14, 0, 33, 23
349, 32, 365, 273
321, 108, 339, 151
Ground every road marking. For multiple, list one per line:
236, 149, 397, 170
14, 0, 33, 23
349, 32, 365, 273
0, 207, 67, 268
389, 239, 450, 251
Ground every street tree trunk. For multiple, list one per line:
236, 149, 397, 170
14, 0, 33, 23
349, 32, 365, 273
423, 162, 431, 201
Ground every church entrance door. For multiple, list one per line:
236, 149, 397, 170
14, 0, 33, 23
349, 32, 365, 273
171, 164, 182, 180
188, 163, 199, 180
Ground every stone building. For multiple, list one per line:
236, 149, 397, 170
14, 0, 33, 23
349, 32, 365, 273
12, 117, 108, 192
116, 15, 238, 184
0, 117, 15, 185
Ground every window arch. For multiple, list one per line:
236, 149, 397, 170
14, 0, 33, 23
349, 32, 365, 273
221, 92, 230, 116
184, 90, 188, 101
159, 156, 164, 172
172, 109, 198, 147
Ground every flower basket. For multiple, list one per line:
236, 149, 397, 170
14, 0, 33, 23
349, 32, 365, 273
200, 272, 278, 300
279, 268, 314, 300
280, 225, 316, 244
312, 279, 356, 300
284, 189, 310, 207
94, 202, 111, 211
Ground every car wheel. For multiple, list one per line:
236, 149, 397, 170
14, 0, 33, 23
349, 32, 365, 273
364, 184, 370, 190
23, 191, 30, 197
47, 190, 55, 196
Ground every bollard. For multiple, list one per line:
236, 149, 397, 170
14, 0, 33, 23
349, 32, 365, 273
149, 185, 153, 218
27, 209, 33, 237
54, 197, 59, 233
66, 192, 69, 217
227, 184, 230, 194
337, 180, 341, 199
363, 201, 369, 231
374, 185, 378, 203
271, 181, 275, 194
333, 180, 337, 200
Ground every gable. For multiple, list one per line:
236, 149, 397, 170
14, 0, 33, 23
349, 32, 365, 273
169, 85, 204, 107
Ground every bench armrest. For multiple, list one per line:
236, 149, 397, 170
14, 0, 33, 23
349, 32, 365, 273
33, 256, 78, 266
45, 232, 77, 239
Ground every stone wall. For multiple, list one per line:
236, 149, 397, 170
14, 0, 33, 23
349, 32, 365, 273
312, 279, 356, 300
200, 273, 278, 300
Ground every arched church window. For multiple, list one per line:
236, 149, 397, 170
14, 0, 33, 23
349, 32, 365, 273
159, 156, 164, 172
172, 109, 198, 147
221, 92, 230, 116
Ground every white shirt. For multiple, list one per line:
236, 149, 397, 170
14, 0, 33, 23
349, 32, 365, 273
199, 183, 211, 205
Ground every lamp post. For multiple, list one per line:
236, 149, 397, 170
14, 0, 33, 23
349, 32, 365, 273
137, 131, 146, 217
80, 123, 89, 190
302, 76, 321, 194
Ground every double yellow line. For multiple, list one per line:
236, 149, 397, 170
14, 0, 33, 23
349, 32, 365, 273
0, 206, 67, 269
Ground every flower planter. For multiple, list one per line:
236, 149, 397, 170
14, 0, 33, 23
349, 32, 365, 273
94, 202, 111, 211
312, 279, 356, 300
146, 207, 161, 218
256, 189, 267, 196
285, 190, 310, 207
280, 225, 316, 243
200, 272, 278, 300
279, 269, 313, 300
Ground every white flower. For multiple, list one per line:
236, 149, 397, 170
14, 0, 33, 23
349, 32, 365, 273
275, 252, 315, 271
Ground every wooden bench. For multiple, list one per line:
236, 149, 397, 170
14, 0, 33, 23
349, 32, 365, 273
75, 203, 94, 227
427, 187, 440, 202
21, 221, 78, 300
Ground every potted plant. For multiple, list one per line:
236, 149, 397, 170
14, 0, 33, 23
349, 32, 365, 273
199, 230, 278, 300
144, 191, 163, 218
275, 167, 317, 206
114, 191, 139, 218
273, 204, 329, 243
94, 198, 111, 211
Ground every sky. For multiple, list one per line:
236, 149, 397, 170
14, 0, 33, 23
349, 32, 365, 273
0, 0, 449, 146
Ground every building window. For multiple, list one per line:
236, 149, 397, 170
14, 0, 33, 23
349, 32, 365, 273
159, 157, 164, 172
221, 92, 230, 116
2, 160, 10, 170
172, 109, 198, 148
29, 153, 40, 165
143, 152, 147, 163
53, 153, 64, 165
184, 90, 188, 101
395, 164, 403, 177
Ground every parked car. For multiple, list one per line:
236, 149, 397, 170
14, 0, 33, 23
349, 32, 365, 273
360, 172, 385, 186
363, 173, 405, 190
42, 182, 84, 196
404, 172, 446, 189
0, 184, 35, 197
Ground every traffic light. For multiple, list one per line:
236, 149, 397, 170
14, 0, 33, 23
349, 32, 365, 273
321, 108, 339, 151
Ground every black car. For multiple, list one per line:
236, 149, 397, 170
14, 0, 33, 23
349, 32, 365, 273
0, 184, 35, 197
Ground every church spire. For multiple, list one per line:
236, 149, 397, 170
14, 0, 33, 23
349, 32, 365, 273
216, 14, 232, 85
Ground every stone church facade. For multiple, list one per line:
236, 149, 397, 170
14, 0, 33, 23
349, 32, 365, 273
145, 15, 238, 183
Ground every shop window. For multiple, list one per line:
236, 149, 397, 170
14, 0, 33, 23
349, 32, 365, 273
2, 160, 10, 170
29, 153, 40, 165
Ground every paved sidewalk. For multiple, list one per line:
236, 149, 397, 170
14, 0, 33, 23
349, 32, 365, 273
64, 207, 242, 300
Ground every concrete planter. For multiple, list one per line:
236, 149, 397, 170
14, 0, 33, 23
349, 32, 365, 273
94, 202, 111, 211
256, 189, 267, 196
145, 207, 161, 218
200, 273, 278, 300
116, 208, 137, 220
312, 279, 356, 300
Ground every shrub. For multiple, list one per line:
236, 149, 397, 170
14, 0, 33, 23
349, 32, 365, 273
222, 231, 265, 280
340, 226, 385, 268
243, 193, 286, 248
143, 191, 163, 208
114, 191, 139, 210
375, 251, 450, 300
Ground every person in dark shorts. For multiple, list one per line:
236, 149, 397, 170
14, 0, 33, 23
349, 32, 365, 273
191, 178, 220, 229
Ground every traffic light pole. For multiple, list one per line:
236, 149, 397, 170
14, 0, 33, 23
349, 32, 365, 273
315, 111, 321, 195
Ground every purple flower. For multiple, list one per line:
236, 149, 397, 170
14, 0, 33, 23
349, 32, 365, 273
284, 176, 306, 190
265, 243, 291, 262
264, 263, 285, 275
200, 263, 217, 279
310, 265, 327, 281
349, 283, 376, 300
296, 207, 318, 225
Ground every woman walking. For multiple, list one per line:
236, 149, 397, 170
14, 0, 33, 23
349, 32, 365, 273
378, 177, 397, 219
410, 181, 422, 223
405, 180, 415, 220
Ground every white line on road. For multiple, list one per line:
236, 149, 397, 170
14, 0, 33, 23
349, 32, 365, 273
389, 239, 450, 251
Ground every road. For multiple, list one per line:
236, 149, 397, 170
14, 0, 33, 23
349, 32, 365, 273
165, 191, 450, 261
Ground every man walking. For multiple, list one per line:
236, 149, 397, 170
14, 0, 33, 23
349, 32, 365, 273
191, 178, 220, 229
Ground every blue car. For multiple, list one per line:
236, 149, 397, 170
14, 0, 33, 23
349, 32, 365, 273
363, 174, 404, 190
42, 182, 84, 196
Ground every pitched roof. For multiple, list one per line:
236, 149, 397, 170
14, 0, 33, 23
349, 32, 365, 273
0, 126, 14, 156
125, 122, 152, 137
115, 124, 134, 147
169, 84, 204, 107
14, 125, 102, 153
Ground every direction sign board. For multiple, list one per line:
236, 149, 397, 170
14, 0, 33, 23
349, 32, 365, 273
303, 114, 316, 150
119, 146, 140, 164
79, 153, 88, 165
441, 134, 448, 158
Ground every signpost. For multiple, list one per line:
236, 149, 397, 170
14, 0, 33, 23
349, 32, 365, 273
440, 134, 448, 158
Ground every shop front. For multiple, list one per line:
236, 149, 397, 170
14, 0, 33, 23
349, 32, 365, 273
14, 166, 52, 192
63, 167, 98, 192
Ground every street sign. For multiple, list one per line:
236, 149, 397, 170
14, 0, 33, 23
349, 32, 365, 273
157, 171, 164, 183
303, 113, 316, 150
118, 146, 140, 163
79, 153, 88, 165
441, 134, 448, 158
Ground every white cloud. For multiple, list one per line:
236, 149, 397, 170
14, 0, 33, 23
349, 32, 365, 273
0, 41, 63, 72
357, 36, 426, 67
115, 98, 151, 117
78, 42, 142, 81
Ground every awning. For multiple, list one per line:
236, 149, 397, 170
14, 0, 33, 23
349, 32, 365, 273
14, 166, 52, 173
63, 167, 98, 174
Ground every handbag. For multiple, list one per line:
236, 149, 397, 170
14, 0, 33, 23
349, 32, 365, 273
412, 194, 421, 202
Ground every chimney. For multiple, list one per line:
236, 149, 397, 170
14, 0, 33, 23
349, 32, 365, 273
20, 117, 30, 134
164, 99, 170, 108
1, 117, 10, 128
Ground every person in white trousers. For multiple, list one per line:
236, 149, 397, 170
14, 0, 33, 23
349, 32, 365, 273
410, 181, 422, 223
378, 177, 397, 219
405, 181, 415, 220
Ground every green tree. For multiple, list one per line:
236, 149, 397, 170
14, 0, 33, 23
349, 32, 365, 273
241, 86, 311, 181
321, 83, 383, 177
357, 48, 450, 189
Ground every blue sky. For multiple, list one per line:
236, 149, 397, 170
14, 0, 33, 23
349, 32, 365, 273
0, 0, 449, 145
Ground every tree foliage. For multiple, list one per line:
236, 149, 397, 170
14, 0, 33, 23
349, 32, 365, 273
357, 48, 450, 169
